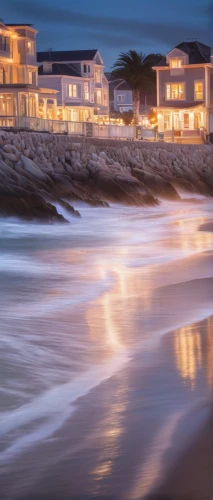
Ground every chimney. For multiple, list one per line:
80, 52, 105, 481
43, 61, 52, 73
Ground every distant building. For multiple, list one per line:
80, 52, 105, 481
153, 41, 213, 140
114, 81, 133, 113
37, 50, 109, 122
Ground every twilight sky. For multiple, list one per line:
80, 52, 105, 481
1, 0, 212, 68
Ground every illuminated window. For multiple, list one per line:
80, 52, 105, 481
84, 82, 89, 100
95, 68, 101, 83
170, 58, 183, 68
194, 81, 203, 100
0, 68, 4, 84
27, 41, 34, 55
166, 83, 185, 100
28, 70, 33, 85
96, 90, 102, 104
68, 84, 77, 97
164, 114, 171, 130
194, 112, 201, 129
183, 113, 189, 128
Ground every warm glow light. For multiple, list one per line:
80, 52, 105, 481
174, 325, 202, 389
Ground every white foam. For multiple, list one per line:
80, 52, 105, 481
0, 350, 129, 462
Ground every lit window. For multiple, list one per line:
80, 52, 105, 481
166, 83, 185, 100
68, 84, 77, 97
170, 58, 183, 68
194, 112, 201, 129
0, 68, 4, 84
28, 71, 33, 85
194, 81, 203, 100
183, 113, 189, 128
84, 82, 89, 100
95, 68, 101, 83
96, 90, 102, 104
27, 41, 34, 55
164, 114, 171, 130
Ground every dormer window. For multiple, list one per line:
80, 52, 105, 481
83, 64, 91, 74
170, 58, 183, 68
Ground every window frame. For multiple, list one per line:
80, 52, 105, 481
164, 113, 171, 130
27, 41, 35, 55
117, 94, 125, 103
194, 80, 204, 101
68, 84, 78, 98
84, 82, 89, 100
169, 58, 183, 68
165, 82, 185, 101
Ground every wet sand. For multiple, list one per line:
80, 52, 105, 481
150, 410, 213, 500
0, 203, 213, 500
199, 221, 213, 232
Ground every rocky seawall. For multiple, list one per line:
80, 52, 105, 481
0, 130, 213, 221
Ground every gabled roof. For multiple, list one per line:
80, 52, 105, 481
38, 63, 81, 78
37, 49, 99, 63
155, 41, 211, 67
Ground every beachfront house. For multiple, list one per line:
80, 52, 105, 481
0, 21, 58, 127
153, 41, 213, 142
0, 21, 39, 126
114, 81, 133, 113
37, 50, 109, 123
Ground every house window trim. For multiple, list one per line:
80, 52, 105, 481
164, 113, 171, 130
165, 82, 186, 101
68, 84, 79, 98
27, 41, 35, 55
169, 58, 183, 68
117, 94, 125, 103
194, 80, 204, 101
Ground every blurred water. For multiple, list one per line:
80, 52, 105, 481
0, 199, 213, 499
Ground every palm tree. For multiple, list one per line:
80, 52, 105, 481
112, 50, 162, 125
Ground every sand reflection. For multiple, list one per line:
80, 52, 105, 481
174, 317, 213, 390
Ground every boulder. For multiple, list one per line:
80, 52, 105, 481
132, 168, 180, 201
21, 155, 48, 182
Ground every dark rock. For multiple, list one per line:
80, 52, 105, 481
132, 168, 180, 201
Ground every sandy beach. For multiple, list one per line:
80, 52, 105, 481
0, 200, 213, 500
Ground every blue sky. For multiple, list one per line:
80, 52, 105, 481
1, 0, 212, 68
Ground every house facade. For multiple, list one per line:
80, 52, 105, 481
153, 41, 213, 140
37, 50, 109, 122
0, 21, 40, 125
114, 81, 133, 113
0, 21, 58, 126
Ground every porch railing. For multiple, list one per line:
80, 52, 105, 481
0, 115, 204, 143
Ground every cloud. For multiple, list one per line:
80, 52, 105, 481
3, 0, 207, 47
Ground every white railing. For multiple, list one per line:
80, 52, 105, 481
0, 116, 204, 143
93, 124, 136, 139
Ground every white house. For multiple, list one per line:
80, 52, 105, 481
153, 41, 213, 141
0, 21, 58, 126
114, 81, 133, 113
37, 50, 109, 122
